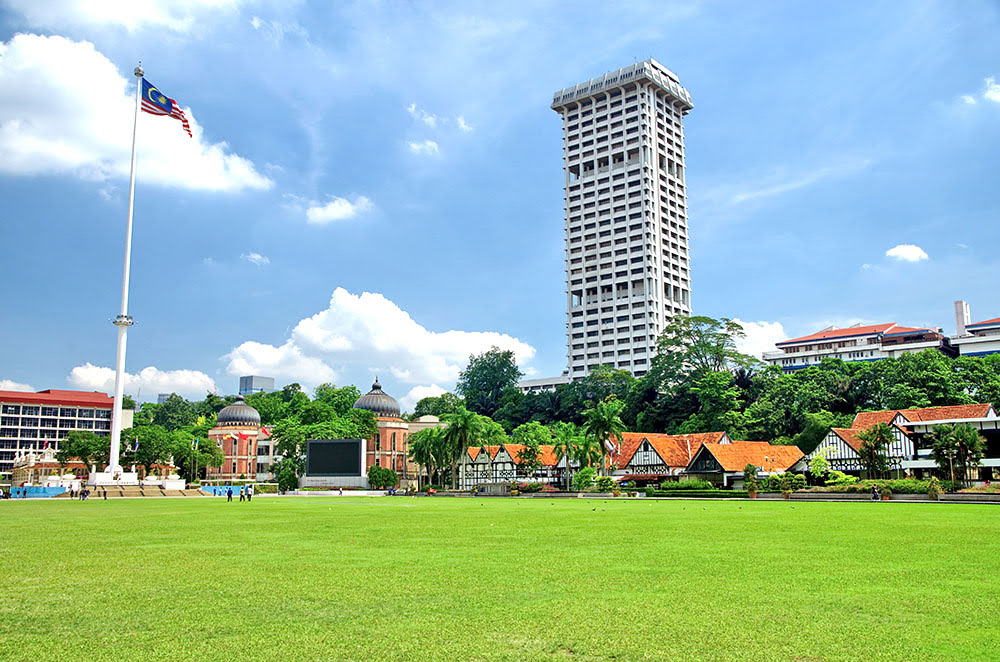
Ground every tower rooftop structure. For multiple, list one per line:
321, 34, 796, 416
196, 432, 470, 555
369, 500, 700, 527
551, 59, 693, 112
353, 379, 401, 418
551, 59, 693, 379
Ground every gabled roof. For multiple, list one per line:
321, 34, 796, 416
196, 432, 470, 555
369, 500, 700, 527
503, 444, 560, 466
880, 326, 936, 337
776, 323, 896, 346
467, 447, 481, 461
967, 317, 1000, 329
830, 428, 865, 453
853, 404, 995, 429
617, 431, 727, 469
691, 442, 803, 473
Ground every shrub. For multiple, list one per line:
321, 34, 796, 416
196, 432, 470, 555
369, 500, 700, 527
517, 482, 543, 493
651, 490, 749, 499
367, 465, 398, 489
959, 483, 1000, 494
658, 478, 715, 491
594, 476, 616, 492
825, 471, 858, 487
644, 486, 656, 498
572, 467, 596, 491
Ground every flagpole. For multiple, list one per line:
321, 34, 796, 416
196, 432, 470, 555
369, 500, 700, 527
107, 63, 143, 475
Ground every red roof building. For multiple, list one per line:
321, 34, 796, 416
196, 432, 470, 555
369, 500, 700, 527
0, 389, 133, 483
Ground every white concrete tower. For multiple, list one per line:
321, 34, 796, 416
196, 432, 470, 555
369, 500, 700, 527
551, 60, 693, 378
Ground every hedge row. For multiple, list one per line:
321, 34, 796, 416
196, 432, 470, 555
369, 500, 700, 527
651, 490, 749, 498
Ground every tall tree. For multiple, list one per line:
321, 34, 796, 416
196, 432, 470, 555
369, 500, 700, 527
511, 421, 549, 477
313, 383, 362, 416
120, 425, 171, 475
550, 422, 584, 490
413, 392, 465, 418
856, 423, 893, 479
581, 399, 626, 476
441, 407, 484, 488
408, 427, 447, 488
456, 347, 523, 417
930, 423, 986, 485
153, 394, 197, 431
56, 430, 108, 472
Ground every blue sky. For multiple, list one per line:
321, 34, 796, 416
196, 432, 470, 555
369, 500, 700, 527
1, 1, 998, 408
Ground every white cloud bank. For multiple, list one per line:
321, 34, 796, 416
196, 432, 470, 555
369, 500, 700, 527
6, 0, 242, 33
400, 384, 447, 412
886, 244, 929, 262
408, 140, 439, 155
406, 103, 438, 128
67, 363, 217, 399
0, 379, 35, 392
305, 195, 374, 224
224, 287, 536, 391
0, 34, 271, 192
732, 319, 787, 360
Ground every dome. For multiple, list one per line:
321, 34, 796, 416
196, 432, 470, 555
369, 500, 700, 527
353, 378, 400, 418
216, 395, 261, 428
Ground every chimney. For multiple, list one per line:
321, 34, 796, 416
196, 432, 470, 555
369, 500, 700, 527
954, 300, 971, 337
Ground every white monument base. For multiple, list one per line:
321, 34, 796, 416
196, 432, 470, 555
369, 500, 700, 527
88, 471, 140, 486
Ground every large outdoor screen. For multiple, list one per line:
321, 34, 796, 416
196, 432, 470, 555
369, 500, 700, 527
306, 439, 363, 476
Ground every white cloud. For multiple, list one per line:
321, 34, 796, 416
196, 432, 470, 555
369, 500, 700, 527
732, 320, 787, 360
399, 384, 447, 412
224, 340, 337, 384
0, 379, 35, 392
406, 103, 438, 128
886, 244, 929, 262
305, 195, 374, 224
984, 77, 1000, 104
408, 140, 440, 155
0, 34, 272, 192
5, 0, 242, 33
729, 159, 872, 205
202, 257, 218, 266
224, 287, 536, 389
960, 94, 977, 105
67, 362, 217, 399
241, 252, 270, 266
456, 116, 474, 132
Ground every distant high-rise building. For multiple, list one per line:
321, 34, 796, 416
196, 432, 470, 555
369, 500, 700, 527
239, 375, 274, 396
157, 393, 171, 404
551, 59, 693, 378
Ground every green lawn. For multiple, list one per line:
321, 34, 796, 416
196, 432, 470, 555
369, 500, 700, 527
2, 497, 998, 661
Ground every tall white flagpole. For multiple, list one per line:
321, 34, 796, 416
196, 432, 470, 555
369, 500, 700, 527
107, 63, 143, 475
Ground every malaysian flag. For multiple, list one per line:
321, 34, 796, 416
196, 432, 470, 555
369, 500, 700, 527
140, 78, 192, 137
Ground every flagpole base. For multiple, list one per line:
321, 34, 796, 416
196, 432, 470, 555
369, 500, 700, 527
88, 470, 139, 487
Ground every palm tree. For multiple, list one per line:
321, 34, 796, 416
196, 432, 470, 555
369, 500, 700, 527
407, 427, 443, 490
441, 407, 483, 489
550, 423, 581, 491
581, 399, 626, 476
930, 423, 986, 486
856, 423, 893, 479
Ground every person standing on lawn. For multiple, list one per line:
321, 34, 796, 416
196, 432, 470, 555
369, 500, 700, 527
227, 486, 233, 502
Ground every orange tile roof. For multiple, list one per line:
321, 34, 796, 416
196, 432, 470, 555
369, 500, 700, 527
853, 403, 994, 429
968, 317, 1000, 327
899, 404, 994, 422
776, 323, 896, 346
467, 447, 481, 461
831, 428, 865, 452
503, 444, 561, 466
617, 431, 726, 469
696, 441, 803, 473
852, 410, 900, 429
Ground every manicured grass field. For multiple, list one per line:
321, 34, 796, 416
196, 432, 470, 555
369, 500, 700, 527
2, 496, 999, 661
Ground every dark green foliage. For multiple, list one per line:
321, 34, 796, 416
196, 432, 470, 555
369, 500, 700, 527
455, 346, 523, 417
413, 391, 464, 418
658, 478, 716, 490
651, 490, 750, 498
367, 465, 398, 489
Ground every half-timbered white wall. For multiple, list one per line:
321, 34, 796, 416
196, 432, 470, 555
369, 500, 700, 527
804, 426, 913, 473
458, 446, 562, 489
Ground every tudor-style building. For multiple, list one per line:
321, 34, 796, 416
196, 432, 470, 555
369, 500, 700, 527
798, 404, 997, 479
685, 441, 803, 488
458, 444, 560, 489
613, 431, 729, 485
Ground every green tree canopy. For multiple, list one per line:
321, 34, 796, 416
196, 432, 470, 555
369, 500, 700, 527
456, 346, 523, 417
413, 392, 464, 418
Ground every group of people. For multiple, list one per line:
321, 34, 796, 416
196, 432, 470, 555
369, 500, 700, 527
224, 484, 254, 502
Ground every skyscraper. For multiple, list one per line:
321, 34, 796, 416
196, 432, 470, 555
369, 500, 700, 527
551, 59, 693, 378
